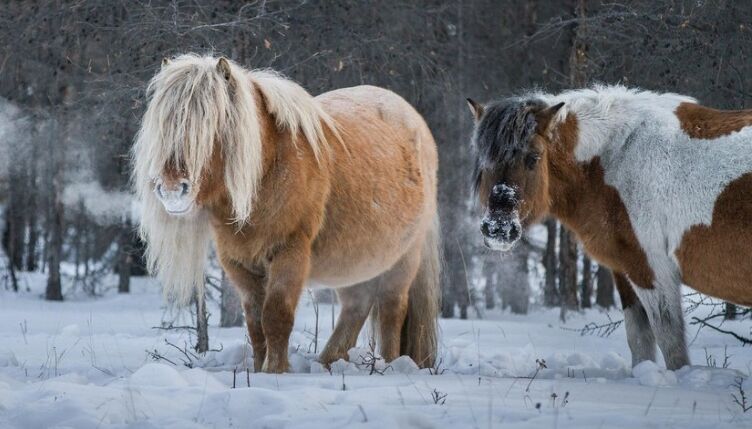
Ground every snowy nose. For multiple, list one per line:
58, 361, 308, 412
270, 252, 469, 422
481, 216, 520, 242
154, 178, 194, 215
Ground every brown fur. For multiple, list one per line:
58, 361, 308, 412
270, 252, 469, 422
193, 85, 439, 373
675, 173, 752, 306
613, 271, 638, 308
472, 102, 660, 340
482, 113, 657, 290
473, 94, 751, 370
676, 102, 752, 139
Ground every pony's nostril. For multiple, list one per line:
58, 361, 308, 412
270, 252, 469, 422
180, 181, 190, 196
508, 225, 520, 241
155, 183, 164, 198
481, 219, 500, 236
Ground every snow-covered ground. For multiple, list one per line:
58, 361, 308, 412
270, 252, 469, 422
0, 275, 750, 429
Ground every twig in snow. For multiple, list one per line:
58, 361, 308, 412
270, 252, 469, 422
731, 377, 751, 413
431, 388, 447, 405
428, 357, 447, 375
690, 316, 752, 345
151, 324, 197, 332
145, 348, 178, 366
562, 314, 623, 338
19, 320, 27, 345
524, 359, 547, 392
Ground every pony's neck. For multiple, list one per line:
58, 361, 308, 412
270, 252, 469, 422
204, 88, 280, 224
543, 112, 622, 236
547, 158, 607, 231
543, 87, 692, 163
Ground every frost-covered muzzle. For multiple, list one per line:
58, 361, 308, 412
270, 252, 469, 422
481, 213, 522, 251
154, 177, 195, 216
481, 183, 522, 251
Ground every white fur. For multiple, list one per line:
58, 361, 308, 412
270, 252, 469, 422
133, 54, 337, 305
630, 279, 688, 369
546, 85, 752, 285
541, 85, 752, 369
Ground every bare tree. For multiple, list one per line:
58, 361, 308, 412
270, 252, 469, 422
117, 219, 132, 294
558, 226, 579, 319
195, 293, 209, 354
543, 219, 559, 307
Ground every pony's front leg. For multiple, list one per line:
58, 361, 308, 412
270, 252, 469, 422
220, 258, 267, 372
632, 279, 689, 370
261, 237, 311, 373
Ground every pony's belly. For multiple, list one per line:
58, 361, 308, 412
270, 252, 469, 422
309, 232, 416, 288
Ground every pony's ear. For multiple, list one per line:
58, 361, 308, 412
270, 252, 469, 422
466, 98, 484, 121
161, 57, 170, 68
535, 102, 565, 134
216, 57, 233, 81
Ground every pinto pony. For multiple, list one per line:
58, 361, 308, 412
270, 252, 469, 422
133, 54, 440, 373
467, 86, 752, 370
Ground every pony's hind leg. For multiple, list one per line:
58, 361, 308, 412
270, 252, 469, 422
372, 246, 422, 363
614, 272, 656, 367
631, 278, 689, 370
221, 259, 267, 372
318, 282, 375, 367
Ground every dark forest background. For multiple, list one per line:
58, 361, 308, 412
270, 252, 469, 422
1, 0, 751, 324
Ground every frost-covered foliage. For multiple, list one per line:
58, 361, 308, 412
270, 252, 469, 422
62, 181, 133, 224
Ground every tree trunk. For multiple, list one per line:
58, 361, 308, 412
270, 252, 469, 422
543, 219, 559, 307
220, 271, 244, 327
558, 0, 588, 322
117, 219, 132, 294
442, 239, 470, 319
580, 254, 593, 308
3, 247, 19, 292
45, 113, 64, 302
483, 257, 496, 310
195, 292, 209, 353
724, 302, 737, 320
45, 197, 64, 301
74, 200, 84, 284
568, 0, 589, 88
441, 284, 456, 318
558, 226, 578, 320
3, 191, 25, 272
595, 265, 615, 308
8, 261, 18, 292
25, 145, 38, 272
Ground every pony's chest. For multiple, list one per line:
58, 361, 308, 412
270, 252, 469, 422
210, 218, 283, 266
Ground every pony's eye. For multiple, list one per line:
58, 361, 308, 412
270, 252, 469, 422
525, 153, 540, 170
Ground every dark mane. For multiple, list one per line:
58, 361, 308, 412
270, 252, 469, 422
471, 97, 546, 192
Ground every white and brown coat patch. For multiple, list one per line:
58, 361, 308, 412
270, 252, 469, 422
542, 85, 752, 368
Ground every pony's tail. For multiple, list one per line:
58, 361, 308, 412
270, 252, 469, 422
400, 214, 441, 368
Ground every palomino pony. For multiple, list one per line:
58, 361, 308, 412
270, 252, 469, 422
467, 85, 752, 370
133, 54, 440, 373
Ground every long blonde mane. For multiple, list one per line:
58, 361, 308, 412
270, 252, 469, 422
132, 54, 336, 304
